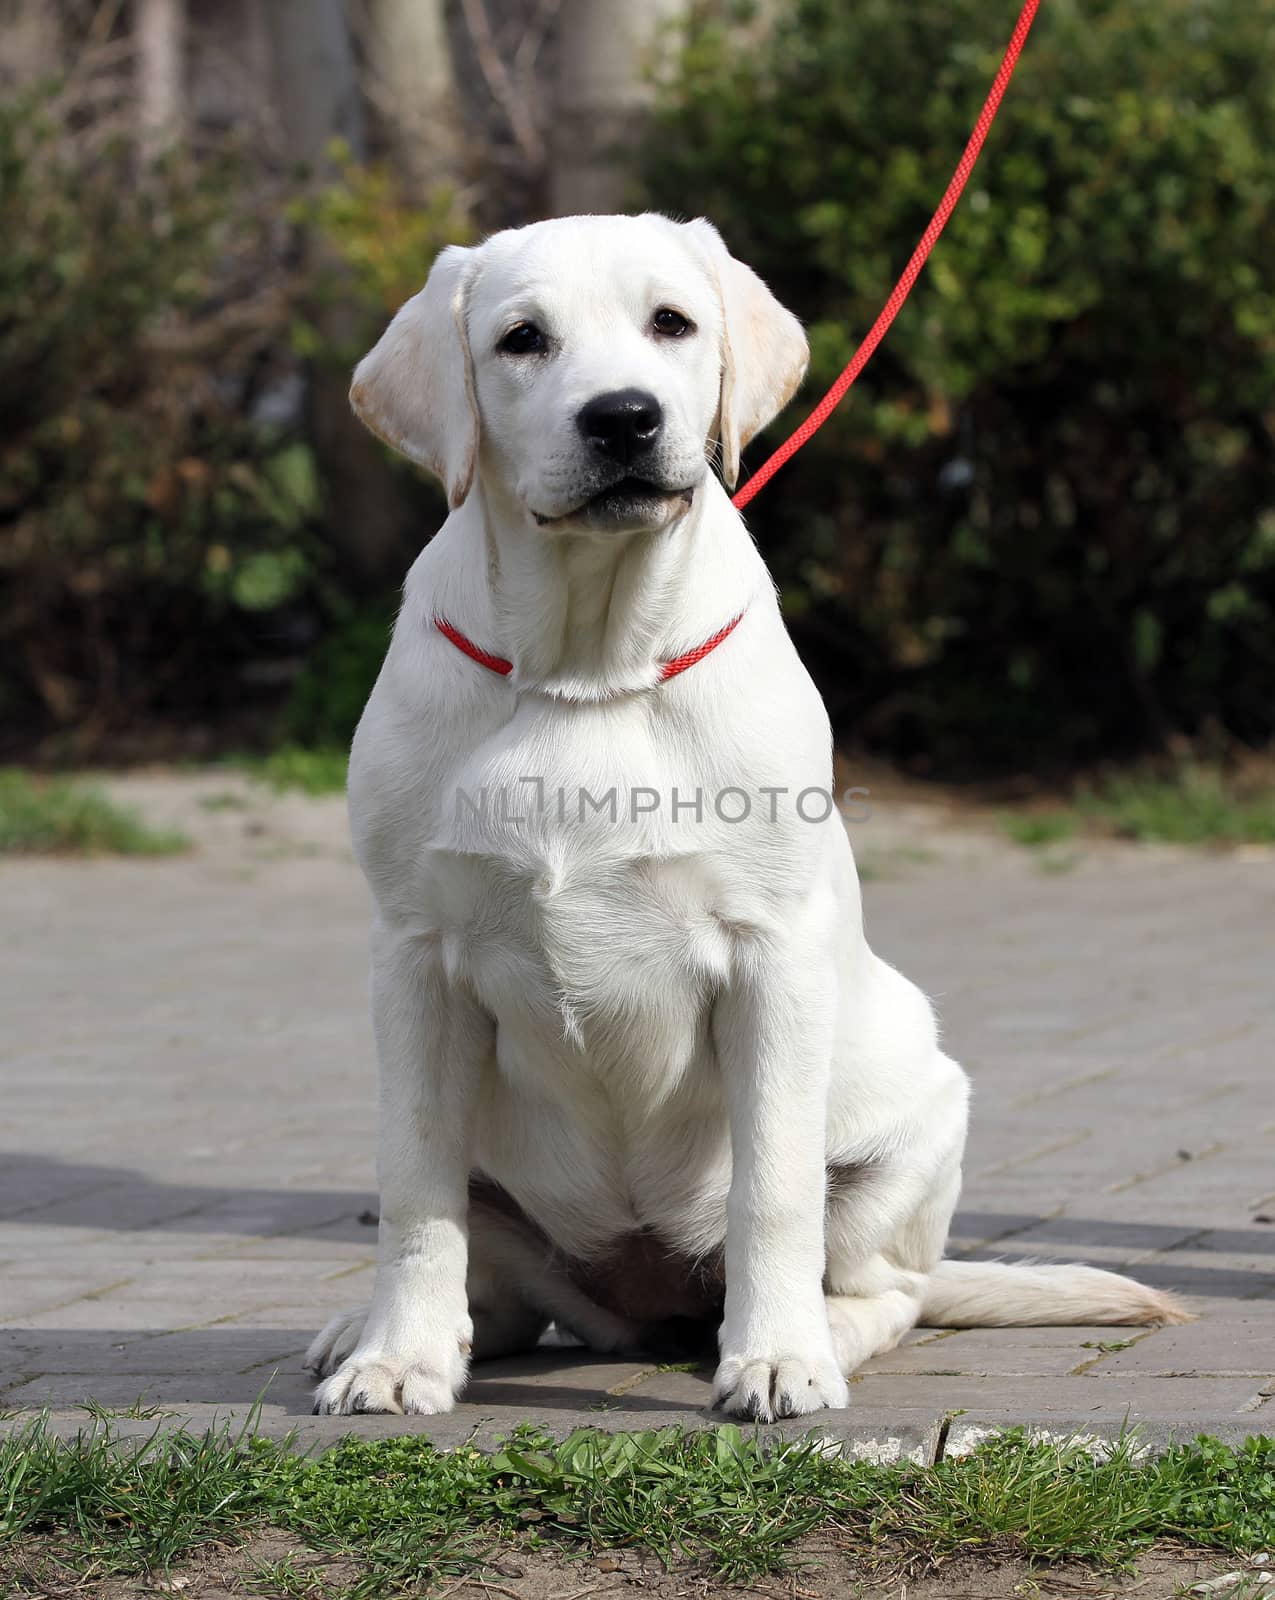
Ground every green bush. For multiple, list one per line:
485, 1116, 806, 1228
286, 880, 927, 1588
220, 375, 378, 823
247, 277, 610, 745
644, 0, 1275, 773
0, 95, 325, 749
293, 140, 471, 330
0, 97, 461, 760
282, 600, 394, 750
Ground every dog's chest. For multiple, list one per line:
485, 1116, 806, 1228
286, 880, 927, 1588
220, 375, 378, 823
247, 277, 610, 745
448, 841, 734, 1086
434, 832, 741, 1251
411, 701, 750, 1078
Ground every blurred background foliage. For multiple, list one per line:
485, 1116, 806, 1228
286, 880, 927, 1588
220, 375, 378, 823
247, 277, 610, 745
2, 0, 1273, 778
644, 0, 1275, 775
0, 66, 455, 760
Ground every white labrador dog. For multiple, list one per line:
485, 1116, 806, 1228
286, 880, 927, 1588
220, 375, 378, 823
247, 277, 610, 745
307, 213, 1184, 1421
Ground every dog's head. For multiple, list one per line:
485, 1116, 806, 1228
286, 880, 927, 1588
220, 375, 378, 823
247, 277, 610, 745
349, 213, 808, 534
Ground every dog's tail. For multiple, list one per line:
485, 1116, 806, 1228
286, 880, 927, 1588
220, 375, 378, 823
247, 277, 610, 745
920, 1259, 1190, 1328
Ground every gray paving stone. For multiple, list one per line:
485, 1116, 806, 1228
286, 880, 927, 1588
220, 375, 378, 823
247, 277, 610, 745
861, 1326, 1147, 1378
0, 1367, 315, 1410
0, 1327, 310, 1380
849, 1373, 1267, 1419
1082, 1304, 1275, 1378
2, 822, 1273, 1449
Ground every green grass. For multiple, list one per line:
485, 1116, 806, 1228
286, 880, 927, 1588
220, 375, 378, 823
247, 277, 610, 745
199, 789, 250, 812
238, 745, 349, 796
1000, 811, 1078, 848
856, 846, 938, 881
1001, 766, 1275, 850
0, 769, 188, 856
1079, 766, 1275, 844
2, 1420, 1272, 1597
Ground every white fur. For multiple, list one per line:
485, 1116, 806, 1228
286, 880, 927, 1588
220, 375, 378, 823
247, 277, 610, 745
308, 213, 1186, 1422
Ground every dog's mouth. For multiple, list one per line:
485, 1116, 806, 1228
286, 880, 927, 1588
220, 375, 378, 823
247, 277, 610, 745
533, 477, 695, 528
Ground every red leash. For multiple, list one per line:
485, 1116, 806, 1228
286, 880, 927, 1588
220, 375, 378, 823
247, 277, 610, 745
731, 0, 1041, 511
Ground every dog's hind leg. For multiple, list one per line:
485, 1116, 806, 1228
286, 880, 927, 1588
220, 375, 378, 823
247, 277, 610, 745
824, 1135, 963, 1374
822, 1037, 968, 1376
467, 1194, 640, 1356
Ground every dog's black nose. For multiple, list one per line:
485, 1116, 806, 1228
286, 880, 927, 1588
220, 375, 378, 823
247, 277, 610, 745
577, 389, 663, 465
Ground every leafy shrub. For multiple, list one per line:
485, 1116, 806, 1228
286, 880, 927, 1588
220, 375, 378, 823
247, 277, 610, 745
282, 600, 394, 750
296, 141, 470, 328
0, 94, 325, 751
644, 0, 1275, 773
0, 96, 461, 760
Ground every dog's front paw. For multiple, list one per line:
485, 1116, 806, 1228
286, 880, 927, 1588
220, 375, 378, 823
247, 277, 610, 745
305, 1306, 368, 1379
312, 1344, 467, 1416
711, 1352, 849, 1421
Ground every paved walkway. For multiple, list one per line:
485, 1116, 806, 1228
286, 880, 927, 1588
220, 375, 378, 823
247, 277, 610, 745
2, 774, 1273, 1459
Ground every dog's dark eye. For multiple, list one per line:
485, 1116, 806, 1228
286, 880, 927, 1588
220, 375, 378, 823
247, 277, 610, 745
652, 307, 693, 339
499, 322, 547, 356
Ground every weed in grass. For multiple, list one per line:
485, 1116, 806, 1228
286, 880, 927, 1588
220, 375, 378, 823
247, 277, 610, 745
0, 769, 188, 856
80, 1396, 175, 1422
477, 1425, 842, 1581
242, 1549, 350, 1598
247, 1431, 509, 1593
1001, 811, 1078, 848
240, 746, 349, 796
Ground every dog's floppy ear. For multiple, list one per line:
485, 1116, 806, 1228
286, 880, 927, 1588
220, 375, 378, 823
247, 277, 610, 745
349, 244, 479, 509
684, 219, 809, 490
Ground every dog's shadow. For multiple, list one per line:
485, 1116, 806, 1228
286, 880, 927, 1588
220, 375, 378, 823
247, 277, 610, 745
0, 1327, 712, 1417
464, 1349, 714, 1415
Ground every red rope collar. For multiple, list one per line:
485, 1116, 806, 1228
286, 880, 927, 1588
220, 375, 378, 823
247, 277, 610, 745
434, 611, 744, 684
435, 616, 515, 675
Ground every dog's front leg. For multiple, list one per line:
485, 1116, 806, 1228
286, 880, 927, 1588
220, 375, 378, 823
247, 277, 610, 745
313, 926, 491, 1416
710, 933, 848, 1421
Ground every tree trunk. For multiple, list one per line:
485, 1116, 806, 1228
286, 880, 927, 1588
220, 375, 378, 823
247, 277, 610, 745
0, 0, 64, 90
264, 0, 422, 595
262, 0, 366, 173
362, 0, 464, 198
136, 0, 186, 158
550, 0, 686, 215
